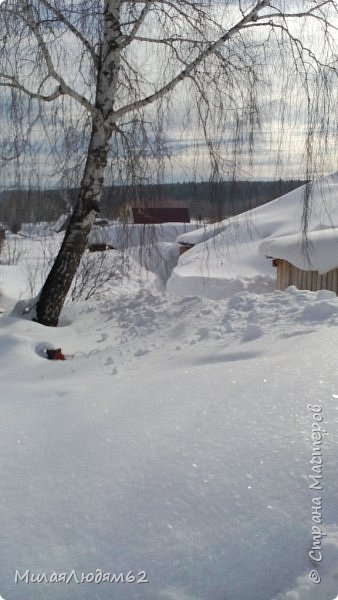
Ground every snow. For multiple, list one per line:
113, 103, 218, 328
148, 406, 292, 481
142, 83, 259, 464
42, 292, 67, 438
90, 222, 199, 248
168, 172, 338, 298
259, 228, 338, 274
89, 222, 200, 285
0, 265, 28, 305
1, 213, 338, 599
20, 222, 55, 236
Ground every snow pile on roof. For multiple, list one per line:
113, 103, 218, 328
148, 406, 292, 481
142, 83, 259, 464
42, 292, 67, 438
168, 172, 338, 299
176, 220, 227, 245
259, 228, 338, 274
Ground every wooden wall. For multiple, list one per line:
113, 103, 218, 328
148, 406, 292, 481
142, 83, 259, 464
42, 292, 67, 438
275, 259, 338, 294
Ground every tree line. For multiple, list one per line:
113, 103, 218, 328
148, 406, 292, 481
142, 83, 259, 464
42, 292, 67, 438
0, 179, 306, 231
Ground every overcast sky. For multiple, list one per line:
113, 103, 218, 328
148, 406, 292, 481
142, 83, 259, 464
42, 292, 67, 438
0, 0, 337, 190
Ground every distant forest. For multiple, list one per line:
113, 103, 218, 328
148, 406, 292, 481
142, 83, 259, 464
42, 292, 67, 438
0, 179, 306, 232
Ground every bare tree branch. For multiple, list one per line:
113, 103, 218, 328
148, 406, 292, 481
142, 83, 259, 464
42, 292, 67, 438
38, 0, 100, 66
14, 0, 95, 113
112, 1, 276, 119
120, 0, 153, 49
0, 73, 62, 101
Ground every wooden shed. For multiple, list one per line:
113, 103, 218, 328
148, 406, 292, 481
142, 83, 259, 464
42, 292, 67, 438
272, 258, 338, 294
260, 229, 338, 294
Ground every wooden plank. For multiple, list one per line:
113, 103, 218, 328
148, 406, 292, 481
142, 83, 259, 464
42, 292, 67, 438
275, 260, 338, 295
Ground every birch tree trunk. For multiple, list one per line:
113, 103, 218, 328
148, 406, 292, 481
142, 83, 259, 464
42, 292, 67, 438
36, 120, 111, 325
36, 0, 122, 325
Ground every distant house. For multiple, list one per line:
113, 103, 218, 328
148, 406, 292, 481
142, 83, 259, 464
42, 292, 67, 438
260, 229, 338, 294
131, 199, 190, 224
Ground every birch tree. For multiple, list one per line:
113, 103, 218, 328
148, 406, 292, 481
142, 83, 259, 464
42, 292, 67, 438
0, 0, 337, 325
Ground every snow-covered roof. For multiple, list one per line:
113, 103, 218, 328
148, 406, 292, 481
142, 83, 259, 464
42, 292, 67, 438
259, 228, 338, 274
176, 221, 227, 245
168, 172, 338, 298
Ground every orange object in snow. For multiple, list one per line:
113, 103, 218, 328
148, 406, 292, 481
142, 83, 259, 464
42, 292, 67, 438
46, 348, 66, 360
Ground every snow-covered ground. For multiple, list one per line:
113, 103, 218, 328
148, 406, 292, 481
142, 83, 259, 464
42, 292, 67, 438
1, 217, 338, 600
